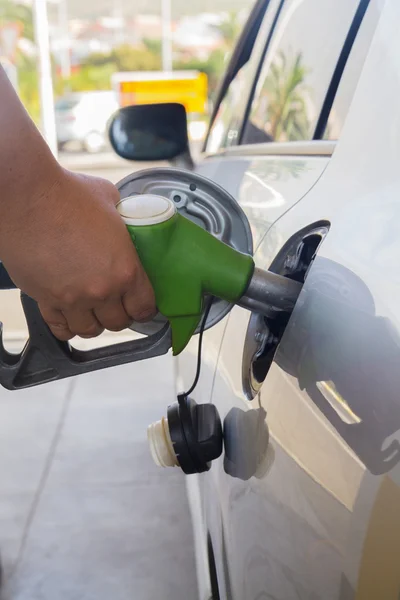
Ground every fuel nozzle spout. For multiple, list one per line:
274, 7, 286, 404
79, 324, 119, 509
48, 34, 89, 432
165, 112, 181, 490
239, 267, 302, 317
117, 194, 302, 355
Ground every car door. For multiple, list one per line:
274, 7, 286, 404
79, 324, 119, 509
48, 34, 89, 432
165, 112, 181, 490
176, 0, 386, 599
178, 0, 364, 402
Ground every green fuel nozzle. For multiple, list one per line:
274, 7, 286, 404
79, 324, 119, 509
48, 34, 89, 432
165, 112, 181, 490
0, 188, 302, 392
118, 194, 302, 356
118, 194, 253, 354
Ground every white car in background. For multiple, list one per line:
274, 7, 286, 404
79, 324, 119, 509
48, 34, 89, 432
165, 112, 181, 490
55, 90, 118, 153
109, 0, 400, 598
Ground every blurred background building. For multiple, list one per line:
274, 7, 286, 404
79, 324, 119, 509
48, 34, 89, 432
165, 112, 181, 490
0, 0, 254, 150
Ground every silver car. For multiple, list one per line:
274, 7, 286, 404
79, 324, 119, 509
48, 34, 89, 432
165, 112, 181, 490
55, 91, 119, 153
110, 0, 400, 597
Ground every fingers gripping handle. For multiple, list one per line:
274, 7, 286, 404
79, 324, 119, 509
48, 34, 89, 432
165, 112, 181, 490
0, 190, 251, 389
0, 293, 171, 390
0, 193, 253, 389
0, 195, 299, 390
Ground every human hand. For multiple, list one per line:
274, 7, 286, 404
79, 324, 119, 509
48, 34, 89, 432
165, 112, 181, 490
0, 168, 156, 340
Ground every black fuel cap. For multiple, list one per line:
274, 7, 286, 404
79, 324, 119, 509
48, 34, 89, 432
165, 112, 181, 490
167, 395, 223, 474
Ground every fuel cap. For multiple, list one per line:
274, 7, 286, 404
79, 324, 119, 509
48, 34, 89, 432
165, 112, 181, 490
147, 396, 223, 474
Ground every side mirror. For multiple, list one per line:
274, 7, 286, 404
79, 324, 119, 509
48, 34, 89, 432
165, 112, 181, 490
109, 103, 192, 166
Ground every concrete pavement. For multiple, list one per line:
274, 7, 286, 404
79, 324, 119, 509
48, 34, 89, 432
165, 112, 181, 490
0, 356, 197, 600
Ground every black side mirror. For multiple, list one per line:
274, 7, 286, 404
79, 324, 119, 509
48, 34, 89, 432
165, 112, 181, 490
109, 103, 190, 163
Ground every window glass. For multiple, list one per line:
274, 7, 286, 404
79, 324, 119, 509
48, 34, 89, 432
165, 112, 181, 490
323, 0, 380, 140
206, 62, 252, 153
205, 0, 281, 154
242, 0, 360, 145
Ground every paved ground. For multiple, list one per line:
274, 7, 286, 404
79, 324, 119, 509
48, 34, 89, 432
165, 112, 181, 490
0, 151, 198, 600
0, 355, 197, 600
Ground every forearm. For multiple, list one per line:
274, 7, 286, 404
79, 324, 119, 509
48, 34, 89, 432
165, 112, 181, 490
0, 65, 155, 339
0, 65, 62, 215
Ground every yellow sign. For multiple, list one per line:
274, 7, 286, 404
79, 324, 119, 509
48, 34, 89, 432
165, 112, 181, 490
114, 71, 208, 114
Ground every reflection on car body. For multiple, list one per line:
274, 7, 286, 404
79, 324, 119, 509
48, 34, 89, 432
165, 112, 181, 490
107, 0, 400, 596
179, 0, 397, 597
277, 257, 400, 475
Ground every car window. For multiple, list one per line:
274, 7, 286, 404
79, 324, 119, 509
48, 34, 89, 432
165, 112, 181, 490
206, 61, 253, 153
242, 0, 361, 145
205, 0, 280, 154
323, 0, 380, 140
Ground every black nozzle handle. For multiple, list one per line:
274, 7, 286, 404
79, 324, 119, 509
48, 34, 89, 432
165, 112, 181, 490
0, 263, 16, 290
0, 292, 172, 390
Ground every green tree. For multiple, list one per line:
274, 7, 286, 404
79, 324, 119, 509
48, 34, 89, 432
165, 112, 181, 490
82, 50, 112, 68
111, 44, 161, 71
173, 12, 242, 106
0, 0, 33, 41
66, 63, 116, 92
63, 44, 162, 96
84, 44, 161, 72
142, 38, 162, 56
174, 48, 226, 101
256, 50, 310, 141
214, 11, 242, 47
16, 53, 40, 122
73, 45, 161, 96
0, 0, 41, 121
58, 44, 162, 98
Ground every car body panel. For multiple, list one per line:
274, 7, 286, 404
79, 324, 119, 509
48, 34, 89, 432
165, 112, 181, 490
176, 143, 332, 600
197, 153, 331, 249
179, 0, 400, 598
177, 150, 331, 398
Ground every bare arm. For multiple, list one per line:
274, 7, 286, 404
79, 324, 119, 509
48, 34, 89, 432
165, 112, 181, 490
0, 66, 156, 340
